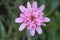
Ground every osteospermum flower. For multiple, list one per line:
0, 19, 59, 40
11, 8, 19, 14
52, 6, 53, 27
15, 1, 50, 36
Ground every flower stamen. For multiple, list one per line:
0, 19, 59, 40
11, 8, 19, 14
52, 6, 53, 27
30, 15, 35, 21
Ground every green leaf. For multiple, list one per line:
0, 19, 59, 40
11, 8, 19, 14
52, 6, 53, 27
44, 0, 59, 16
0, 21, 6, 40
26, 30, 31, 40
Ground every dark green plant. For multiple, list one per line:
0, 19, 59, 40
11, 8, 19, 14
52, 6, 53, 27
0, 0, 60, 40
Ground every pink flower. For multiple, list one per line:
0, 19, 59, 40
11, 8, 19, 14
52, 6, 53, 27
15, 1, 50, 36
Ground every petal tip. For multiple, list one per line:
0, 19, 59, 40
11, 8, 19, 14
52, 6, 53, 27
19, 5, 26, 13
32, 1, 37, 8
19, 28, 22, 31
39, 4, 45, 11
36, 27, 43, 34
30, 29, 35, 36
15, 18, 19, 23
44, 17, 50, 22
37, 29, 43, 34
15, 17, 23, 23
19, 23, 27, 31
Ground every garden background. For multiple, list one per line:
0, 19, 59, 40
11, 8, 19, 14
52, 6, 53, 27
0, 0, 60, 40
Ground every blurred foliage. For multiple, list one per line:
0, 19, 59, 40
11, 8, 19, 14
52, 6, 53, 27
0, 0, 60, 40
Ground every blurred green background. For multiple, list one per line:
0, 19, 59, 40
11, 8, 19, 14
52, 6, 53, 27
0, 0, 60, 40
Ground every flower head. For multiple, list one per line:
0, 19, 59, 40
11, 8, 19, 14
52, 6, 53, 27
15, 1, 50, 36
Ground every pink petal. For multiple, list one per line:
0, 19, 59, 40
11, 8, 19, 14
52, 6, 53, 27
27, 27, 29, 29
35, 19, 41, 25
20, 14, 25, 18
30, 28, 35, 36
36, 27, 42, 34
20, 14, 26, 20
32, 1, 37, 8
39, 4, 45, 11
42, 23, 46, 26
42, 12, 44, 15
27, 2, 31, 9
24, 11, 31, 17
19, 5, 26, 13
19, 23, 27, 31
43, 17, 50, 22
15, 17, 23, 23
29, 22, 36, 29
33, 11, 39, 17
